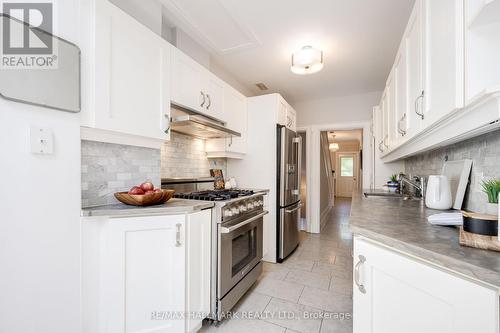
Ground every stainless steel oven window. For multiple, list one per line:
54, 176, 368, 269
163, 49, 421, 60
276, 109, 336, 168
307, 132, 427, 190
231, 227, 257, 276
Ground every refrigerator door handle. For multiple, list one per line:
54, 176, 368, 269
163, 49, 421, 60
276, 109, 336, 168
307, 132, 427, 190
285, 203, 303, 214
294, 135, 302, 197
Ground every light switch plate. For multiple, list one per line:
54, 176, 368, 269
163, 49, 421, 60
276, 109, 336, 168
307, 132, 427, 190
29, 126, 54, 154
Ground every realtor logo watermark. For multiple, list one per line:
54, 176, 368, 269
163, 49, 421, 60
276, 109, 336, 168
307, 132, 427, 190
1, 1, 57, 69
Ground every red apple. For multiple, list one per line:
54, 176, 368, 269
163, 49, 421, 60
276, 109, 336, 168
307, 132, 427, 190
145, 190, 155, 195
128, 186, 145, 195
154, 189, 162, 193
140, 182, 154, 192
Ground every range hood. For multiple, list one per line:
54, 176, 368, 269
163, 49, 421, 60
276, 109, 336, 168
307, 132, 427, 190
170, 105, 241, 139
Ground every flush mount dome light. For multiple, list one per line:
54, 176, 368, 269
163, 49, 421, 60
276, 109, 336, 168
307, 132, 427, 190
291, 46, 324, 75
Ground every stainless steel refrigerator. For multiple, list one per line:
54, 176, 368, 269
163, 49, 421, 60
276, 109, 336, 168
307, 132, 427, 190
277, 125, 302, 262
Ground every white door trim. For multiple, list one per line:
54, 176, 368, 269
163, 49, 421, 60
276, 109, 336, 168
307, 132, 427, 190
300, 121, 371, 234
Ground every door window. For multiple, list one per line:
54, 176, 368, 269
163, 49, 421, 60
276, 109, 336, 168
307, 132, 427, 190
340, 156, 354, 177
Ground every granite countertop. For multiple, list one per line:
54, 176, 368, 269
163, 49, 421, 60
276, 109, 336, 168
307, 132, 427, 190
349, 190, 500, 290
81, 198, 215, 218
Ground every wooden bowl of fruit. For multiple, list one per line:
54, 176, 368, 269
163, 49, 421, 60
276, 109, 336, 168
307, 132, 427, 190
114, 182, 175, 206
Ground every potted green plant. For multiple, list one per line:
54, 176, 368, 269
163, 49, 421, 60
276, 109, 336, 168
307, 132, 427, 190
386, 174, 399, 192
480, 178, 500, 216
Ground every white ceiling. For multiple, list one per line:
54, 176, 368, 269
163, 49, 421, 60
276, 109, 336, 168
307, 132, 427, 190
160, 0, 415, 103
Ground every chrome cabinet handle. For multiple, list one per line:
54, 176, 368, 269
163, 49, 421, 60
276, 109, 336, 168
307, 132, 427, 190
354, 255, 366, 294
378, 141, 384, 153
200, 91, 206, 108
383, 135, 389, 148
206, 94, 211, 110
220, 211, 269, 234
415, 90, 424, 120
175, 223, 182, 247
163, 114, 170, 134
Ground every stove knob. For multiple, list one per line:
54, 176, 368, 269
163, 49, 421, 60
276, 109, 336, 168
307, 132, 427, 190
224, 209, 233, 218
248, 202, 254, 209
240, 204, 248, 212
231, 207, 240, 215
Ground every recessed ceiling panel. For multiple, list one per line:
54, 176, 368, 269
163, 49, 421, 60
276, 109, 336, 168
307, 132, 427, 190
161, 0, 260, 54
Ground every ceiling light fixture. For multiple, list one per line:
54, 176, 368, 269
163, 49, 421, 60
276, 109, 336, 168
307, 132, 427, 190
291, 46, 324, 75
329, 143, 339, 151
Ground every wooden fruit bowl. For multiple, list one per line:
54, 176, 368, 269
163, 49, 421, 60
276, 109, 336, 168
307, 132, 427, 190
114, 189, 175, 206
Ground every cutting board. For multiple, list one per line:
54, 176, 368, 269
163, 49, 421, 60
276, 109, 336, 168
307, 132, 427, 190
441, 159, 472, 210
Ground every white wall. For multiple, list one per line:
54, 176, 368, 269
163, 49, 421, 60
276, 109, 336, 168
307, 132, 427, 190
0, 1, 81, 332
295, 91, 383, 127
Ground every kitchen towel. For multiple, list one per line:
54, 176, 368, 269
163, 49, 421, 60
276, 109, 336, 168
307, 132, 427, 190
428, 212, 463, 226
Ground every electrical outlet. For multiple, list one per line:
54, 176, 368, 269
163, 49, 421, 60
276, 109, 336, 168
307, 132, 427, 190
29, 126, 54, 154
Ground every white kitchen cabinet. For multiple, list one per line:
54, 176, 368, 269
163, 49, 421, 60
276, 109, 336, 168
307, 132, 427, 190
394, 48, 408, 145
205, 84, 248, 158
465, 0, 500, 102
380, 89, 389, 154
82, 210, 212, 333
386, 71, 397, 149
422, 0, 465, 127
285, 105, 297, 131
80, 0, 171, 147
405, 0, 424, 140
171, 48, 206, 114
353, 237, 498, 333
171, 48, 225, 122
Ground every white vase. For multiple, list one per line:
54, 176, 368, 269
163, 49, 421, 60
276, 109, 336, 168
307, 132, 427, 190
486, 203, 498, 216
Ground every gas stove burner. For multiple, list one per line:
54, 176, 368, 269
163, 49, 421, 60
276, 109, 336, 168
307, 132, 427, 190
174, 189, 255, 201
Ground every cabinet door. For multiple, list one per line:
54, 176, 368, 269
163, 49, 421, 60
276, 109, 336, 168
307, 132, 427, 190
204, 74, 225, 122
353, 237, 498, 333
422, 0, 464, 127
185, 210, 212, 332
225, 87, 248, 154
171, 48, 205, 112
286, 106, 297, 131
278, 99, 287, 126
380, 90, 389, 153
406, 0, 424, 139
394, 49, 408, 144
386, 71, 398, 149
104, 215, 186, 333
96, 2, 170, 140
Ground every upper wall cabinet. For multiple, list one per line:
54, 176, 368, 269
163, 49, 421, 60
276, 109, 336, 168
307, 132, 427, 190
422, 0, 465, 126
465, 0, 500, 102
205, 84, 248, 158
171, 48, 226, 123
378, 0, 500, 162
80, 0, 171, 148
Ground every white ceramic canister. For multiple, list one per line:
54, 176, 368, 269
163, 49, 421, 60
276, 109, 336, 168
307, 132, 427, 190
425, 175, 453, 210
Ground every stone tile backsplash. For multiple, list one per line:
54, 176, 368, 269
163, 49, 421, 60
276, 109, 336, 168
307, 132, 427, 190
81, 141, 161, 207
82, 133, 227, 207
404, 129, 500, 213
160, 132, 226, 179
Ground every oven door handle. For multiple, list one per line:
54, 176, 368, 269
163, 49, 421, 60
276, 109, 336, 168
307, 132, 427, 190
220, 211, 269, 234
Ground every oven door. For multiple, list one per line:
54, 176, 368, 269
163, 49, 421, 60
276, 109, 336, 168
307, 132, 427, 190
218, 211, 267, 298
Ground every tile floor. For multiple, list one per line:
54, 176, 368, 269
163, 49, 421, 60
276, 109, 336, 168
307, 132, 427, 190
201, 197, 354, 333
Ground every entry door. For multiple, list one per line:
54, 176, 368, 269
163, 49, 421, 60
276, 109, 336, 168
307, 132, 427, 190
336, 153, 358, 197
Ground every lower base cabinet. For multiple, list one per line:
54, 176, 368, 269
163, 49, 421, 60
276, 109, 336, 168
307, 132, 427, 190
83, 210, 212, 333
353, 236, 499, 333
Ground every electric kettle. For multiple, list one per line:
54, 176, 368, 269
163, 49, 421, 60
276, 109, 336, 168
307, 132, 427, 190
425, 175, 453, 210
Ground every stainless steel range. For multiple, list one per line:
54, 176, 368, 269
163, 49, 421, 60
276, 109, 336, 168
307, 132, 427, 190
162, 178, 268, 321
